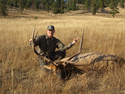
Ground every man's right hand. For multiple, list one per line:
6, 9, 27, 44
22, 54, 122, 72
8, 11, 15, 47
29, 39, 32, 42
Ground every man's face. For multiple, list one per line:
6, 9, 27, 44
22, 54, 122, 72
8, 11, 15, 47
47, 29, 55, 38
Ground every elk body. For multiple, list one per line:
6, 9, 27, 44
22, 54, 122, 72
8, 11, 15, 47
61, 53, 125, 74
31, 28, 125, 79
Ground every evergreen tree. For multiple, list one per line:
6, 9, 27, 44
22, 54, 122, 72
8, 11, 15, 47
109, 0, 119, 17
46, 2, 49, 12
52, 1, 59, 14
60, 0, 64, 13
0, 0, 7, 17
72, 0, 76, 10
105, 0, 111, 6
84, 0, 91, 12
99, 0, 105, 12
34, 0, 40, 9
50, 0, 54, 5
50, 0, 54, 8
92, 0, 96, 15
96, 0, 100, 10
42, 0, 46, 9
7, 0, 12, 7
120, 0, 124, 8
100, 0, 105, 8
19, 0, 25, 13
12, 0, 18, 7
67, 1, 70, 12
26, 0, 33, 9
56, 0, 61, 8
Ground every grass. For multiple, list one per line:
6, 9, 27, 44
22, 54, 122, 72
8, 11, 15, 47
0, 8, 125, 94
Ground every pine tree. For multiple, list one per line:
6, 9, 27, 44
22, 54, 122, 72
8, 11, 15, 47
72, 0, 76, 10
92, 0, 96, 15
60, 0, 64, 13
109, 0, 119, 18
96, 0, 100, 10
50, 0, 54, 5
120, 0, 124, 8
67, 1, 70, 12
99, 0, 105, 12
7, 0, 12, 7
46, 2, 49, 13
42, 0, 46, 10
34, 0, 40, 9
56, 0, 61, 8
26, 0, 33, 9
84, 0, 91, 12
52, 1, 59, 14
0, 0, 7, 17
19, 0, 25, 13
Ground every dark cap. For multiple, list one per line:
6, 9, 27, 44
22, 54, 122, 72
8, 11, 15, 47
47, 25, 55, 30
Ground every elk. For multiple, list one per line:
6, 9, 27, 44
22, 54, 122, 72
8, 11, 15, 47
31, 28, 125, 79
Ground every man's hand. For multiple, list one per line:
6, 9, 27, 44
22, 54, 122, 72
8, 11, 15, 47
72, 37, 79, 44
29, 39, 32, 42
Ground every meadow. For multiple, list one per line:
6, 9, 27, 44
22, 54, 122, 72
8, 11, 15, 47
0, 8, 125, 94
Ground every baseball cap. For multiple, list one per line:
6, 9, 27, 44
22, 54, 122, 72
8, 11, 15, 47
47, 25, 55, 30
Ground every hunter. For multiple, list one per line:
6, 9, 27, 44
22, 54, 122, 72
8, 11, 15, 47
29, 25, 78, 68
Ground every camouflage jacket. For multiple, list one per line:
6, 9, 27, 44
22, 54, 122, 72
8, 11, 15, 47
34, 34, 73, 57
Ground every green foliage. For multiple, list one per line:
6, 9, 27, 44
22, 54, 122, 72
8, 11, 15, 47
72, 0, 76, 11
99, 0, 105, 8
50, 0, 54, 5
7, 0, 12, 6
26, 0, 33, 9
84, 0, 91, 11
120, 0, 124, 8
46, 2, 49, 13
96, 0, 100, 10
56, 0, 61, 8
67, 2, 70, 12
92, 0, 96, 15
0, 0, 7, 17
52, 1, 59, 14
34, 0, 40, 9
76, 5, 80, 10
19, 0, 25, 13
60, 0, 64, 13
34, 16, 38, 19
109, 0, 119, 17
42, 0, 46, 9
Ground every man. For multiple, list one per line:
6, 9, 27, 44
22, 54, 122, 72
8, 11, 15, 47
29, 25, 78, 68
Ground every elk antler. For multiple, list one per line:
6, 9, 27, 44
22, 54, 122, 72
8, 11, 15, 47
32, 27, 58, 66
62, 29, 84, 66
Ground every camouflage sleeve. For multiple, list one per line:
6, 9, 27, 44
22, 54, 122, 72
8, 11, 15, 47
56, 39, 74, 50
34, 35, 41, 47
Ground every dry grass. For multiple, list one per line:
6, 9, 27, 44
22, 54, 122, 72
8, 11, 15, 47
0, 9, 125, 94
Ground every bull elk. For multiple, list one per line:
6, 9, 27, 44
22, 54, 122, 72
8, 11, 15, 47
31, 28, 125, 79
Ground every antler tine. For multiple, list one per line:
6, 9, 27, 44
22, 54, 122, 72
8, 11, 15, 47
35, 31, 38, 38
32, 27, 36, 49
66, 29, 84, 61
79, 29, 84, 52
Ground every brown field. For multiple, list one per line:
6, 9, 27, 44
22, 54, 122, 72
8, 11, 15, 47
0, 8, 125, 94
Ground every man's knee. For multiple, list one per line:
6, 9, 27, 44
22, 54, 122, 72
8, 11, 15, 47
50, 50, 66, 61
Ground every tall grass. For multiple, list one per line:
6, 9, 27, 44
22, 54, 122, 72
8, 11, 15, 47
0, 13, 125, 94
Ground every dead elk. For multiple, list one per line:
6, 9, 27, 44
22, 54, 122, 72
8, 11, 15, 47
61, 53, 125, 75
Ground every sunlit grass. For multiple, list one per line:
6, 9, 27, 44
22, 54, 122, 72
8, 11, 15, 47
0, 10, 125, 93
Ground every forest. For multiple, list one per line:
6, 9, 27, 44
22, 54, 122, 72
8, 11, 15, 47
0, 0, 125, 17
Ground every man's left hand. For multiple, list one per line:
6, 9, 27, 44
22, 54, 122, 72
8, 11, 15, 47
72, 37, 79, 44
